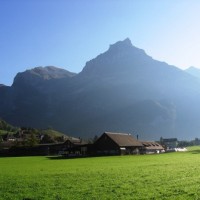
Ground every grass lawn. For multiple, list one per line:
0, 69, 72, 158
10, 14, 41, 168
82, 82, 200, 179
1, 147, 200, 200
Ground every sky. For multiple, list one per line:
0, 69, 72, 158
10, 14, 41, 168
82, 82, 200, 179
1, 0, 200, 86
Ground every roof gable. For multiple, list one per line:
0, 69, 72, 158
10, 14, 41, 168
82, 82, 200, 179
63, 137, 87, 145
104, 132, 143, 147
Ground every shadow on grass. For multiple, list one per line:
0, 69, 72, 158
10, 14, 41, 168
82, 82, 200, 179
47, 156, 68, 160
189, 150, 200, 154
47, 155, 91, 160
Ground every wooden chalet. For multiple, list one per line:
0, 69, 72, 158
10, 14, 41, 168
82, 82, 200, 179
140, 141, 165, 154
94, 132, 143, 155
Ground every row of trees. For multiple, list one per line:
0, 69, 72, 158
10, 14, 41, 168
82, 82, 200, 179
177, 138, 200, 147
0, 121, 67, 147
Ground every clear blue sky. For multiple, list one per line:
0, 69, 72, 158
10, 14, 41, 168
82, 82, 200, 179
1, 0, 200, 85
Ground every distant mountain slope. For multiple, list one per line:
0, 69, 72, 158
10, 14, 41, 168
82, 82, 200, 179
1, 39, 200, 140
13, 66, 76, 87
0, 119, 17, 134
185, 66, 200, 79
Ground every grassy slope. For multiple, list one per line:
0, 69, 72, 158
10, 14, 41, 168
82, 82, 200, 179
41, 129, 66, 137
0, 130, 9, 135
1, 148, 200, 200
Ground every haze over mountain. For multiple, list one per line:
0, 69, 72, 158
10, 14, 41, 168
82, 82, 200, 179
1, 38, 200, 140
185, 66, 200, 79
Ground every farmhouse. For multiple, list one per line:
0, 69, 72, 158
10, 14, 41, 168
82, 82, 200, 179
94, 132, 143, 155
140, 141, 165, 154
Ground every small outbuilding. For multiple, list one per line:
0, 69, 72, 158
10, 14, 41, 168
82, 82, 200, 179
59, 137, 89, 157
140, 141, 165, 154
94, 132, 143, 155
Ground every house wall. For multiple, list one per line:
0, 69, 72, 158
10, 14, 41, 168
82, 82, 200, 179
126, 147, 140, 155
164, 141, 178, 149
94, 134, 120, 155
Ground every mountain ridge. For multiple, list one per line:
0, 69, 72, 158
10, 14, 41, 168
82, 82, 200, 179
1, 39, 200, 140
185, 66, 200, 79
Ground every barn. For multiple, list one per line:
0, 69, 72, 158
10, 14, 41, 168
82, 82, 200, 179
94, 132, 143, 155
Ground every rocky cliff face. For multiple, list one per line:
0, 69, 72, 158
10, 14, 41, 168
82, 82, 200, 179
1, 39, 200, 140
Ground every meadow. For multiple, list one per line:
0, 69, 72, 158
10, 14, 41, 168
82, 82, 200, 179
1, 147, 200, 200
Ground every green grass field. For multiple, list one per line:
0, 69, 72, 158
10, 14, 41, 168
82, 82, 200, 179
1, 147, 200, 200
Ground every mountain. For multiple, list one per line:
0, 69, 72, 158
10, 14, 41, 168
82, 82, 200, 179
0, 66, 76, 129
185, 66, 200, 79
1, 39, 200, 140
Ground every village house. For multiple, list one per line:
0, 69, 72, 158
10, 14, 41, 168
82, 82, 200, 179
21, 137, 89, 156
161, 138, 178, 150
2, 133, 16, 142
94, 132, 143, 155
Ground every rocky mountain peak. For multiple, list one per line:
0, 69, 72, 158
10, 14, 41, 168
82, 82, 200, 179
80, 38, 151, 77
108, 38, 133, 50
12, 66, 76, 87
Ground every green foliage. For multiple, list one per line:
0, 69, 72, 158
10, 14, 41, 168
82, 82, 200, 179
0, 148, 200, 199
40, 134, 55, 144
0, 120, 67, 146
26, 133, 39, 147
0, 130, 8, 135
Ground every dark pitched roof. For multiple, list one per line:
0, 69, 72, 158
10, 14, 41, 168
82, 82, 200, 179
141, 141, 164, 150
64, 137, 87, 145
104, 132, 143, 147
